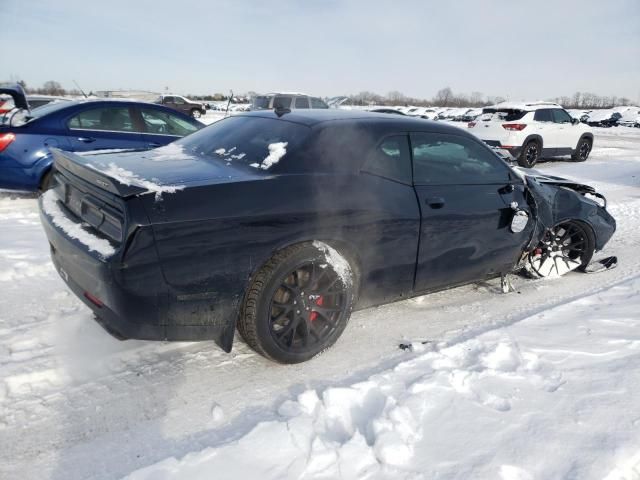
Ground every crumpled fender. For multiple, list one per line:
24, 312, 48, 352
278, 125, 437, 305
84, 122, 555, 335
523, 175, 616, 252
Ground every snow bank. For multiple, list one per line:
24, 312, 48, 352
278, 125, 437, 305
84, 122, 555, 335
89, 162, 185, 201
250, 142, 288, 170
125, 275, 640, 480
40, 190, 116, 258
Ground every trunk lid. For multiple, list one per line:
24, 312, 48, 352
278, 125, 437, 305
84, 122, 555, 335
51, 144, 261, 199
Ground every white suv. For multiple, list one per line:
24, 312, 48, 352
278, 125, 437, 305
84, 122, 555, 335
467, 102, 594, 167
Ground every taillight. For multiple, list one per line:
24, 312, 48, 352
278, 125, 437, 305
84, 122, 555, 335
0, 133, 16, 152
502, 123, 527, 131
468, 122, 476, 128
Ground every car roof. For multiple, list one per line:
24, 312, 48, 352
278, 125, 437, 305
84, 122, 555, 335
236, 109, 473, 135
486, 101, 563, 111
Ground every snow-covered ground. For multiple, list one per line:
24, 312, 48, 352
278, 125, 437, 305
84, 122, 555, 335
0, 127, 639, 480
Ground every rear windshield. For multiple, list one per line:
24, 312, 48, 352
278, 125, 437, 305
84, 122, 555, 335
176, 116, 310, 170
251, 96, 271, 110
481, 108, 527, 122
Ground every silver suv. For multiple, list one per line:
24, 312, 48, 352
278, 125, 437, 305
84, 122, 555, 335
251, 93, 329, 111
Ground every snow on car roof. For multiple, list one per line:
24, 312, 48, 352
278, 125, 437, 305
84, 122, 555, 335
486, 101, 562, 111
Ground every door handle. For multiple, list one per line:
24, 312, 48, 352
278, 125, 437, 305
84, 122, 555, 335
77, 137, 96, 143
425, 196, 445, 209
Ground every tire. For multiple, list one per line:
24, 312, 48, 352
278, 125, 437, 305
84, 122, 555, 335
191, 109, 202, 119
38, 169, 54, 193
525, 220, 595, 278
237, 242, 355, 364
572, 137, 592, 162
517, 140, 541, 168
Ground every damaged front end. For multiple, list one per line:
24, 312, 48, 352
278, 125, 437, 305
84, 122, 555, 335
516, 170, 617, 278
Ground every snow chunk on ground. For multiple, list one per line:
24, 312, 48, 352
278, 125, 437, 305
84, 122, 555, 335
40, 190, 115, 258
90, 162, 185, 201
250, 142, 288, 170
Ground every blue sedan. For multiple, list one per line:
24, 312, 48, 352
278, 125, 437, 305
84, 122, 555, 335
0, 97, 204, 190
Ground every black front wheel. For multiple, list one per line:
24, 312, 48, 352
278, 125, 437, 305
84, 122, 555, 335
518, 140, 541, 168
525, 220, 595, 278
238, 243, 355, 363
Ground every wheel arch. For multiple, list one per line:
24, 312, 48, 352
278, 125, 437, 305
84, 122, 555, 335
575, 133, 593, 149
522, 134, 543, 149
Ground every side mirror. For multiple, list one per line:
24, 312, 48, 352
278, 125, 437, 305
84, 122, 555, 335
572, 117, 580, 125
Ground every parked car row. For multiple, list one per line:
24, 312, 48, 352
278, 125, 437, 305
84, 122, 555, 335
567, 106, 640, 128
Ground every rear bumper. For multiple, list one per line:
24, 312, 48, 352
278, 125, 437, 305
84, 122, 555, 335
39, 196, 235, 350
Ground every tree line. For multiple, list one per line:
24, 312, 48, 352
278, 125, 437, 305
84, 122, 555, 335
347, 87, 637, 109
5, 79, 637, 109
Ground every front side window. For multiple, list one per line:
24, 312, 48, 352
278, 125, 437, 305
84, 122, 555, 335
294, 97, 309, 109
174, 97, 186, 105
163, 96, 175, 103
362, 135, 412, 184
68, 107, 135, 132
411, 133, 509, 185
140, 108, 199, 136
534, 109, 553, 122
552, 109, 572, 123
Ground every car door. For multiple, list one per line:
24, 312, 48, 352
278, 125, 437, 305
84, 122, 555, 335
137, 107, 202, 148
65, 105, 144, 152
551, 108, 580, 151
411, 132, 531, 292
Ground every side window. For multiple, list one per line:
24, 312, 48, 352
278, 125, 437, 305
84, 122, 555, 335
68, 107, 135, 132
174, 97, 186, 105
273, 96, 292, 109
310, 97, 329, 109
294, 97, 309, 109
362, 135, 412, 184
552, 109, 572, 123
534, 109, 553, 122
163, 96, 174, 104
140, 109, 199, 136
411, 133, 510, 185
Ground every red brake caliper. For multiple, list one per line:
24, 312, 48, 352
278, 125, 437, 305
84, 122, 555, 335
309, 295, 324, 322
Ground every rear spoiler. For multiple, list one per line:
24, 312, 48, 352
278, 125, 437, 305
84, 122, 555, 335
51, 148, 147, 197
0, 84, 29, 110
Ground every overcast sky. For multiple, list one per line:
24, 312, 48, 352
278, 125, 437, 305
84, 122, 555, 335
2, 0, 639, 101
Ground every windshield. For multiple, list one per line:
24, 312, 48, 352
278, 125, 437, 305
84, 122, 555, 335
176, 116, 310, 170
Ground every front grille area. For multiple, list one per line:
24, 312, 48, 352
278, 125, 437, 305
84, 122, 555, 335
53, 170, 125, 244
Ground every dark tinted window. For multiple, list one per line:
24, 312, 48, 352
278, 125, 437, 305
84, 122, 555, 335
252, 96, 271, 110
273, 96, 292, 109
140, 108, 200, 136
163, 96, 175, 103
362, 135, 412, 184
68, 107, 136, 132
534, 109, 553, 122
482, 108, 526, 121
552, 109, 572, 123
176, 116, 309, 170
310, 97, 329, 109
294, 97, 309, 109
411, 133, 509, 185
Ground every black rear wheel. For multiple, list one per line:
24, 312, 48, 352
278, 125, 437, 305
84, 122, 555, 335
572, 137, 592, 162
238, 243, 354, 363
518, 140, 541, 168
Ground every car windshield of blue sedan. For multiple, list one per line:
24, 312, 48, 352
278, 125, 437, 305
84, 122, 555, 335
176, 116, 310, 170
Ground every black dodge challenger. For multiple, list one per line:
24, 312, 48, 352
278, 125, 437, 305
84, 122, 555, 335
39, 110, 616, 363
